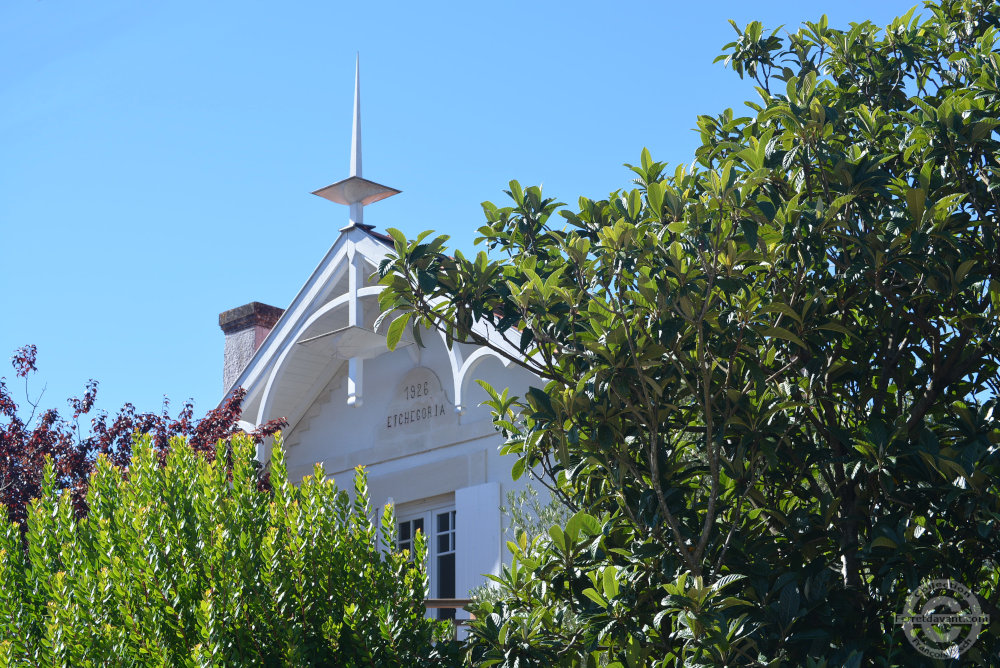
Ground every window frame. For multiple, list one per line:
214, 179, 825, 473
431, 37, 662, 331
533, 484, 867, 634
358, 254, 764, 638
394, 494, 456, 617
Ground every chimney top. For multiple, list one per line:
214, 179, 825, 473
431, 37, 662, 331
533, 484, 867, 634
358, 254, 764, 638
219, 302, 284, 334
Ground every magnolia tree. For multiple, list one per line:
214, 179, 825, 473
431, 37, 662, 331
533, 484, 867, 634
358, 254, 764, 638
0, 345, 284, 523
0, 435, 460, 666
379, 1, 1000, 664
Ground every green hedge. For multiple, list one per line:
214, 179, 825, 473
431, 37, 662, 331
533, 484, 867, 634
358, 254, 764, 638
0, 435, 457, 667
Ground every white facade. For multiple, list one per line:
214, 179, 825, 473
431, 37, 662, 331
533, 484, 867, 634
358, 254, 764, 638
221, 60, 539, 611
223, 224, 537, 615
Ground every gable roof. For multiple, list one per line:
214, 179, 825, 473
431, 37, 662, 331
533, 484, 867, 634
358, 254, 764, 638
225, 222, 391, 423
226, 218, 528, 447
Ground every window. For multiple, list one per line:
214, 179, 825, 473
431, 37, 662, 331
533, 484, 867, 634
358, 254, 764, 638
396, 499, 457, 620
397, 517, 424, 555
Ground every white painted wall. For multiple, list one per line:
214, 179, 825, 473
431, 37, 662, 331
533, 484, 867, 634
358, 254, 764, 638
232, 229, 548, 604
277, 322, 539, 602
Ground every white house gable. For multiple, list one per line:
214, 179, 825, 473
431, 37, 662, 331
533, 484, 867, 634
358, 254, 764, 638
216, 59, 541, 618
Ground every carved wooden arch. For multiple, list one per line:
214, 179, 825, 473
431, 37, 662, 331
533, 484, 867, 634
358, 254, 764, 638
255, 286, 384, 430
454, 346, 514, 415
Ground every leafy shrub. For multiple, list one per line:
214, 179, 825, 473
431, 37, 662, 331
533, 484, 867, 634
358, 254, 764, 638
382, 1, 1000, 663
0, 434, 458, 667
0, 344, 285, 524
470, 513, 756, 667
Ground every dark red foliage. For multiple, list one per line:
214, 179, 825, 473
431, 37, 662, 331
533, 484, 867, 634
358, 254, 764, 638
0, 345, 286, 524
11, 345, 37, 378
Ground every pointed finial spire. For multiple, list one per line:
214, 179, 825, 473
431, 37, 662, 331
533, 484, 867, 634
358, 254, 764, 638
312, 54, 399, 229
350, 53, 361, 178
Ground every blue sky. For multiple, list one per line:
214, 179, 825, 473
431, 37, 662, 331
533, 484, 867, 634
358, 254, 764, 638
1, 0, 921, 424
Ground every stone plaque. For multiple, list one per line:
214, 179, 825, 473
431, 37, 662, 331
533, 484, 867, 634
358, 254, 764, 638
383, 367, 451, 432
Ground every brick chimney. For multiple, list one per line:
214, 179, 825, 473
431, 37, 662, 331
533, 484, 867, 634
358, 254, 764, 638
219, 302, 284, 391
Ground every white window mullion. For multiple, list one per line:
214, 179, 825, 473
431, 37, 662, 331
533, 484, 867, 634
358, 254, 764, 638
434, 509, 457, 619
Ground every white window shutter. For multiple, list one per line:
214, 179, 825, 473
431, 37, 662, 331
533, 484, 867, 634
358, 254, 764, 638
455, 481, 501, 613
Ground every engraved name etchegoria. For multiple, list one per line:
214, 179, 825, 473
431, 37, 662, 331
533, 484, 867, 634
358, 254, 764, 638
385, 403, 448, 429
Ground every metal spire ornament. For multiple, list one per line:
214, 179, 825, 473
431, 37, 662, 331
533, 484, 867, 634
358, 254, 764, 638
312, 55, 400, 227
